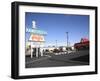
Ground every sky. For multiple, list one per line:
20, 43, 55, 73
25, 12, 89, 46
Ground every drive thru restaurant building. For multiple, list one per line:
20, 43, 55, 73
25, 21, 47, 58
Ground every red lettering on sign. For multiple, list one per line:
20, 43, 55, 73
31, 35, 44, 41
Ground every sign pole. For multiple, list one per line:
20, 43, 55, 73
31, 42, 33, 58
36, 47, 38, 57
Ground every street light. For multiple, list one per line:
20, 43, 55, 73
66, 32, 69, 54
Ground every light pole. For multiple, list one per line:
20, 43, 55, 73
66, 32, 69, 54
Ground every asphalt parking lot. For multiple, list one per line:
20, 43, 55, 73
25, 50, 89, 68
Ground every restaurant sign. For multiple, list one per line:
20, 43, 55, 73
29, 34, 45, 42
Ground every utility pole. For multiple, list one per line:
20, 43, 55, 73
66, 32, 68, 54
56, 40, 57, 48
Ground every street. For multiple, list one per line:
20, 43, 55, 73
25, 50, 89, 68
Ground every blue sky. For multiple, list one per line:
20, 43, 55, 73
25, 12, 89, 46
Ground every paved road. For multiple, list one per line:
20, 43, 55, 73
25, 50, 89, 68
50, 50, 89, 62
